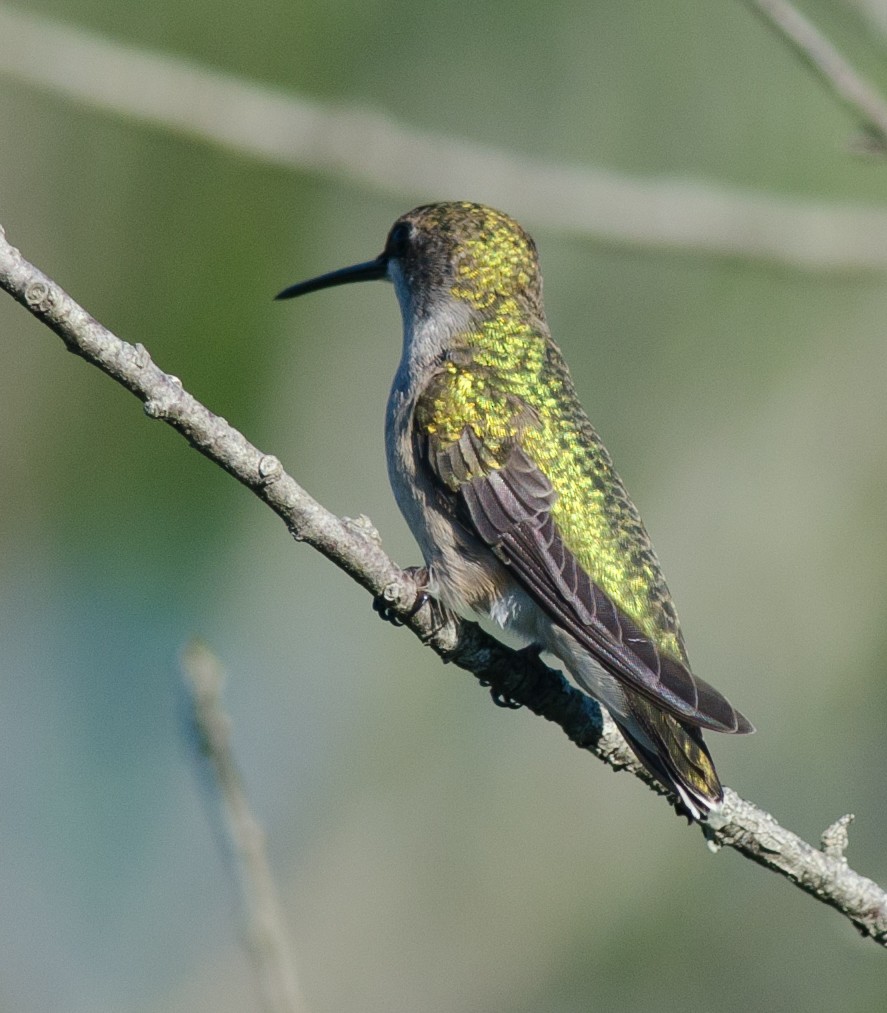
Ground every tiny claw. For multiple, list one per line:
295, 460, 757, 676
372, 595, 405, 626
489, 690, 523, 710
404, 589, 430, 621
678, 803, 695, 826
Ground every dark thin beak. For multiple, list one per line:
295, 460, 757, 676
275, 254, 388, 300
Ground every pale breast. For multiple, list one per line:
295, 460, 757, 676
385, 380, 514, 617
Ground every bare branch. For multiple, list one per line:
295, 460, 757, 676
746, 0, 887, 150
1, 225, 885, 946
181, 641, 307, 1013
2, 3, 887, 270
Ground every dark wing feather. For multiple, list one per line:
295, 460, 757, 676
427, 427, 752, 734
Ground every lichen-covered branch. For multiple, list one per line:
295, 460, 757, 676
1, 225, 885, 946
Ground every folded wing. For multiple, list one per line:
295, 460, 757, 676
422, 417, 752, 735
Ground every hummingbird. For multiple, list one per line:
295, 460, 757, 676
277, 201, 753, 819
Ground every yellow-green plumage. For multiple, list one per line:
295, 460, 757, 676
416, 325, 686, 666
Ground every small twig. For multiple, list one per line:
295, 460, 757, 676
1, 226, 886, 946
747, 0, 887, 150
821, 813, 855, 861
181, 640, 307, 1013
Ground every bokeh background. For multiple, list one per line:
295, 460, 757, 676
2, 2, 887, 1010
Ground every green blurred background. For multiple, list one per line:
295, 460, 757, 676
1, 1, 886, 1010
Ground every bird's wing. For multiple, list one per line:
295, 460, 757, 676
418, 389, 751, 734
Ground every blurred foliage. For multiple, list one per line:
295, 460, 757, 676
1, 1, 886, 1011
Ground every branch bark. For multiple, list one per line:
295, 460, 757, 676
1, 224, 885, 946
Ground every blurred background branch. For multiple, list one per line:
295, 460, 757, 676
2, 2, 887, 270
181, 640, 307, 1013
747, 0, 887, 150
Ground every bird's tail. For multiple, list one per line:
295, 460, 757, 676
618, 696, 723, 821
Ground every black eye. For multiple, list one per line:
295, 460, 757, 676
386, 221, 412, 258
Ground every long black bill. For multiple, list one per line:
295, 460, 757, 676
275, 255, 388, 300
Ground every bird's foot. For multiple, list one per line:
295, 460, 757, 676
480, 642, 543, 709
373, 566, 445, 637
488, 691, 523, 710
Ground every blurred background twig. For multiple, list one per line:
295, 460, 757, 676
182, 640, 306, 1013
746, 0, 887, 149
